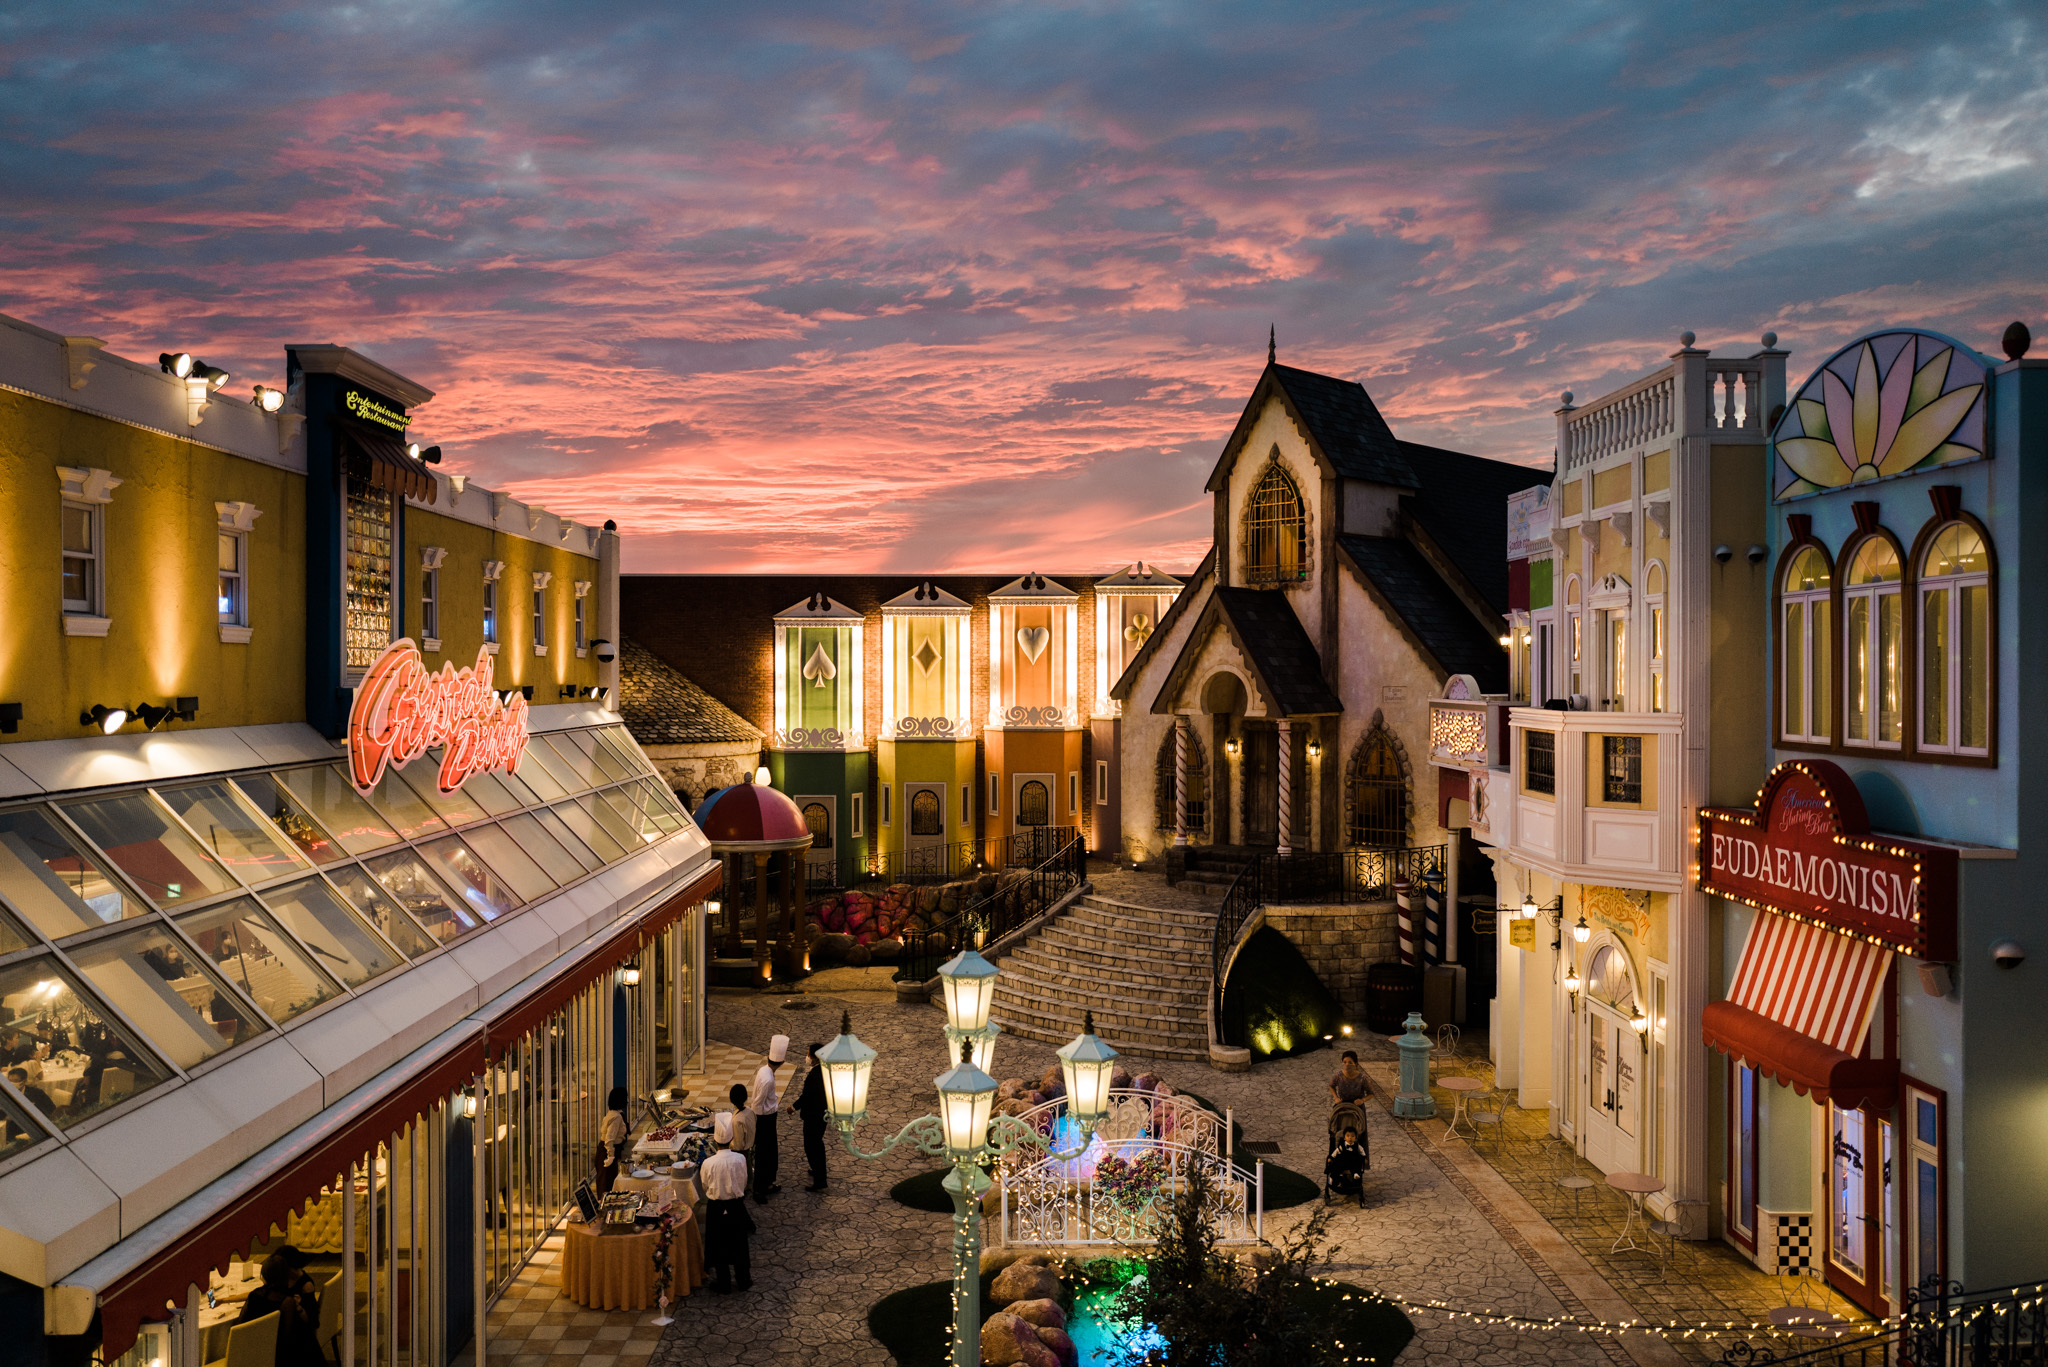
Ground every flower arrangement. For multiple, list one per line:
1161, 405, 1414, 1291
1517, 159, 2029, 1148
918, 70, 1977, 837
649, 1207, 680, 1325
1094, 1152, 1171, 1212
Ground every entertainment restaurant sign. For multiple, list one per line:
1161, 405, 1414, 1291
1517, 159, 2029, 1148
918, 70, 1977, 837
1698, 760, 1957, 959
348, 637, 531, 794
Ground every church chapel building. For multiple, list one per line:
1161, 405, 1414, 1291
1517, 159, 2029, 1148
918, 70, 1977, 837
1113, 348, 1543, 869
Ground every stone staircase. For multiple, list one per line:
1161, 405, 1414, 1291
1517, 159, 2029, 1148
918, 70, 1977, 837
1176, 844, 1258, 894
990, 891, 1217, 1063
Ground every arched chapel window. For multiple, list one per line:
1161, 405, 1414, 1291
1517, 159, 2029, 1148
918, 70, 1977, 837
1154, 732, 1208, 836
1244, 463, 1306, 584
1347, 726, 1408, 849
910, 788, 943, 836
1018, 781, 1051, 828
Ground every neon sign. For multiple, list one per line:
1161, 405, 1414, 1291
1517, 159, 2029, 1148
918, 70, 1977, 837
344, 387, 411, 432
348, 639, 529, 795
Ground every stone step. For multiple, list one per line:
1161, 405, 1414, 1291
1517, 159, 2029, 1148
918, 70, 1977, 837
1076, 895, 1218, 929
1004, 938, 1208, 981
996, 1016, 1209, 1064
992, 999, 1210, 1062
1032, 919, 1209, 961
993, 955, 1207, 1006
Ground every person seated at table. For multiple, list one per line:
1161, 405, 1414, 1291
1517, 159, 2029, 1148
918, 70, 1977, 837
726, 1084, 757, 1188
7, 1067, 54, 1120
0, 1028, 34, 1065
699, 1112, 754, 1294
237, 1252, 324, 1366
1326, 1126, 1368, 1207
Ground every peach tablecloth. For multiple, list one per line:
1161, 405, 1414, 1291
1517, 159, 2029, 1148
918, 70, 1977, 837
561, 1209, 704, 1310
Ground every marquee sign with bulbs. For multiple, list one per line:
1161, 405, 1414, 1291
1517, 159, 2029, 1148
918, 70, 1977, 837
348, 638, 531, 795
1698, 758, 1957, 959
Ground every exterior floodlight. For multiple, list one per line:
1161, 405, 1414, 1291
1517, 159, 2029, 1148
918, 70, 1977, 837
1056, 1011, 1119, 1129
173, 696, 199, 722
417, 445, 442, 464
159, 352, 194, 379
191, 362, 230, 391
252, 385, 284, 413
1573, 915, 1591, 944
934, 1040, 998, 1161
133, 703, 173, 732
936, 950, 999, 1034
408, 442, 421, 459
817, 1011, 877, 1127
83, 704, 128, 734
620, 962, 641, 987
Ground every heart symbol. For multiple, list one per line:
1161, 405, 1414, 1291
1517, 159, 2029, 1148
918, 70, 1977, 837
1016, 626, 1050, 663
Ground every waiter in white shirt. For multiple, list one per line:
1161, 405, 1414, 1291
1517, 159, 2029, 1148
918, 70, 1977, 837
750, 1035, 788, 1201
699, 1112, 754, 1293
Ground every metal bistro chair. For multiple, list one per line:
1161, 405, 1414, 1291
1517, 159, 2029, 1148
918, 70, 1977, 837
1649, 1198, 1709, 1280
1549, 1138, 1596, 1215
1467, 1085, 1508, 1151
1430, 1023, 1461, 1083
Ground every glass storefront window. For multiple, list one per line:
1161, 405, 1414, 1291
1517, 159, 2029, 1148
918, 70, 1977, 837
454, 825, 560, 903
524, 807, 604, 872
548, 798, 629, 865
0, 807, 151, 939
397, 762, 492, 827
362, 851, 482, 944
360, 767, 453, 842
499, 813, 592, 885
326, 864, 446, 956
0, 956, 170, 1125
66, 925, 261, 1068
156, 781, 313, 885
61, 794, 237, 909
1830, 1103, 1868, 1279
0, 1082, 50, 1160
518, 738, 585, 796
259, 877, 410, 986
177, 897, 342, 1024
234, 772, 350, 866
573, 792, 643, 855
417, 837, 523, 920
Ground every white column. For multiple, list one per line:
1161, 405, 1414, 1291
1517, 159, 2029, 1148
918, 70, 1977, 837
1275, 719, 1293, 856
1173, 715, 1189, 847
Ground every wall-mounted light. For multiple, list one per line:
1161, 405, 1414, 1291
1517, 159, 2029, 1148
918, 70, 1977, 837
417, 445, 442, 465
1563, 967, 1582, 1003
174, 697, 198, 722
1224, 736, 1241, 758
134, 703, 174, 732
1520, 891, 1538, 920
706, 900, 722, 916
159, 352, 194, 378
621, 962, 642, 987
593, 687, 612, 708
82, 704, 128, 734
0, 703, 19, 735
1631, 1009, 1650, 1049
499, 690, 519, 706
1572, 915, 1591, 944
1498, 633, 1512, 648
190, 362, 230, 392
463, 1093, 478, 1119
1306, 738, 1322, 761
251, 385, 285, 413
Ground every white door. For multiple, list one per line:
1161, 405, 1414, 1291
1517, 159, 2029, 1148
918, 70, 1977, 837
1582, 1003, 1640, 1173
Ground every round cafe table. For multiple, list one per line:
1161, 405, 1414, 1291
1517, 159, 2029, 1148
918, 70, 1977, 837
561, 1209, 704, 1311
1436, 1076, 1484, 1145
1605, 1171, 1666, 1253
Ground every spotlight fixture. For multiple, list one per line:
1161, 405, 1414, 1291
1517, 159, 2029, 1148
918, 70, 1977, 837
558, 685, 578, 700
174, 696, 199, 722
0, 703, 19, 735
499, 690, 520, 707
158, 352, 194, 379
408, 443, 422, 460
133, 703, 174, 732
82, 704, 129, 734
190, 362, 230, 392
1572, 915, 1591, 944
251, 385, 285, 413
520, 685, 534, 701
417, 445, 442, 465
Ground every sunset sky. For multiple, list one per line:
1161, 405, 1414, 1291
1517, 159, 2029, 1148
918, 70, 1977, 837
4, 2, 2042, 573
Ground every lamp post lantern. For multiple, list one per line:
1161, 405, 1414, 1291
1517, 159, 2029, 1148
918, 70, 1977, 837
820, 982, 1117, 1367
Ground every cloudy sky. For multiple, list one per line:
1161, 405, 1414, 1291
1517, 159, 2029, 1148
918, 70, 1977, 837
3, 2, 2041, 572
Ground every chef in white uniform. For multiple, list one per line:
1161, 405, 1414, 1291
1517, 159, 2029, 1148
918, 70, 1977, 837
699, 1112, 753, 1293
749, 1034, 788, 1200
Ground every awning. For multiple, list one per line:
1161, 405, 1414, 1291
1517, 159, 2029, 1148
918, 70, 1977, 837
340, 418, 436, 503
1703, 911, 1896, 1110
86, 1022, 486, 1359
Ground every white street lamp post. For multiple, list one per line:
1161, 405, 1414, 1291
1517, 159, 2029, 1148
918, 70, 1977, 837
817, 951, 1118, 1367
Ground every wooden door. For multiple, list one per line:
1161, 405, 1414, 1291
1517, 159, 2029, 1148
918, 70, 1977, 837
1243, 726, 1276, 846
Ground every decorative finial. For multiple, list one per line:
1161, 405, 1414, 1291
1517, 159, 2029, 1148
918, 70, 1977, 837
1761, 330, 1778, 350
1267, 325, 1276, 364
1560, 391, 1574, 406
1679, 330, 1696, 348
840, 1010, 852, 1035
1083, 1010, 1096, 1034
2003, 321, 2031, 361
960, 1039, 974, 1066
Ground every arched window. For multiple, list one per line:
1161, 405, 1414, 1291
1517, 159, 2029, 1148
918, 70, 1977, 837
910, 788, 943, 835
1645, 561, 1668, 713
1018, 781, 1051, 827
1243, 461, 1306, 584
1918, 522, 1991, 755
1565, 575, 1583, 700
802, 802, 832, 849
1844, 538, 1903, 748
1780, 545, 1833, 744
1154, 730, 1209, 836
1347, 725, 1409, 849
1586, 943, 1636, 1014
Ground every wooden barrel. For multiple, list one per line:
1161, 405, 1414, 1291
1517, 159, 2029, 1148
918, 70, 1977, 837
1366, 962, 1423, 1034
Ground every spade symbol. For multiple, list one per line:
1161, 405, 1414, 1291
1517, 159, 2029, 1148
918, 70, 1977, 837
802, 642, 837, 689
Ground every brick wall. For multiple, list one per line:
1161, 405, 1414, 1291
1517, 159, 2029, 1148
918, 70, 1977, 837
1260, 901, 1398, 1019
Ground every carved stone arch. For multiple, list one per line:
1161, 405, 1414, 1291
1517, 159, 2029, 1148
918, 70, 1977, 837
1346, 709, 1413, 849
1238, 446, 1313, 588
1154, 726, 1210, 837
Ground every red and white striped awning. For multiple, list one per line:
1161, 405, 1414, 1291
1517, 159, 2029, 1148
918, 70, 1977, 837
1703, 912, 1896, 1109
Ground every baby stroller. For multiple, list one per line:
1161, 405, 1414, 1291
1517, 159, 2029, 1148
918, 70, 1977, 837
1324, 1101, 1369, 1206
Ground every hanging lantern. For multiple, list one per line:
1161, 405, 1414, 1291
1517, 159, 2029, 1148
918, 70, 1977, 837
816, 1011, 878, 1127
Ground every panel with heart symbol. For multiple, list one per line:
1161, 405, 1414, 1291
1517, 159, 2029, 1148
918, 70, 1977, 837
1016, 626, 1051, 663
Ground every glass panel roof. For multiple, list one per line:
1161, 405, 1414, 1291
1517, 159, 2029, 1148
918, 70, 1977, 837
178, 897, 341, 1025
0, 956, 171, 1126
0, 807, 150, 940
66, 924, 263, 1069
259, 876, 408, 989
157, 781, 313, 885
275, 766, 402, 857
61, 793, 237, 909
234, 772, 352, 867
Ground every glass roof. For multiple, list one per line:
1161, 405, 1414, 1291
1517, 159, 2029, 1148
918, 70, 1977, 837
0, 724, 693, 1143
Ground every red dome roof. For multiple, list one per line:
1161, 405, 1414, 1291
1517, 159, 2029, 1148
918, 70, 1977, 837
695, 782, 815, 850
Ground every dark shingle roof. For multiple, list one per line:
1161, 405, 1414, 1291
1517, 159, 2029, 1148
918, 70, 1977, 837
1269, 365, 1417, 488
619, 638, 763, 746
1399, 441, 1551, 616
1339, 536, 1507, 692
1209, 587, 1343, 715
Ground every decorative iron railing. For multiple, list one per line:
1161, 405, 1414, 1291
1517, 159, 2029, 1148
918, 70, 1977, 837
896, 827, 1085, 981
1211, 855, 1263, 1020
1243, 844, 1447, 905
1715, 1276, 2048, 1366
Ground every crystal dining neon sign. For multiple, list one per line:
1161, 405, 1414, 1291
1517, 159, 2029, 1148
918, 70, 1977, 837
348, 639, 530, 795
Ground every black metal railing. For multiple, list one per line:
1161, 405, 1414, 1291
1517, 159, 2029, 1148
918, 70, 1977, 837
1224, 844, 1447, 905
897, 828, 1086, 982
1210, 854, 1264, 1021
1716, 1276, 2048, 1367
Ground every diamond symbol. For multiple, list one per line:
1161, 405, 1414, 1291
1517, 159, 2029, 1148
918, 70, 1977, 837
912, 636, 942, 677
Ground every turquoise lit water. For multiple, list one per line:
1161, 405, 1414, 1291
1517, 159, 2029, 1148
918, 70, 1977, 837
1066, 1283, 1167, 1364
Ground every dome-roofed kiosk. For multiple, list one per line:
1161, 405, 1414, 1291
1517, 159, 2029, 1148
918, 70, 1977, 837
697, 773, 817, 985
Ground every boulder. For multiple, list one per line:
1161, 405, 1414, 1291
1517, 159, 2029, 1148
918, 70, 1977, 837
814, 932, 855, 963
1109, 1065, 1132, 1090
1007, 1298, 1066, 1330
991, 1258, 1062, 1305
980, 1313, 1026, 1365
844, 943, 872, 967
918, 885, 942, 914
997, 1077, 1026, 1101
1036, 1324, 1079, 1367
868, 936, 903, 962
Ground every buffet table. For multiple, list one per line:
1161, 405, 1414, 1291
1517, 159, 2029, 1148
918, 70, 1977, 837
560, 1206, 702, 1311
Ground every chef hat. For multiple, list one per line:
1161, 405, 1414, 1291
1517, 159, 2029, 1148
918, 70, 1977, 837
714, 1111, 733, 1144
769, 1035, 789, 1062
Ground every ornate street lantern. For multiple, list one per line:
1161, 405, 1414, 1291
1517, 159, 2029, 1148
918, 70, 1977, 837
818, 1011, 878, 1127
1056, 1011, 1119, 1129
937, 950, 999, 1034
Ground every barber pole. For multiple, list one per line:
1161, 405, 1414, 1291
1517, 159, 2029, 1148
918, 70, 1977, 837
1394, 878, 1414, 965
1422, 875, 1444, 964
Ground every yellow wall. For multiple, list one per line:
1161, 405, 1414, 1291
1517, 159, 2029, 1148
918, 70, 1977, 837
0, 392, 305, 742
403, 506, 602, 699
1593, 464, 1632, 510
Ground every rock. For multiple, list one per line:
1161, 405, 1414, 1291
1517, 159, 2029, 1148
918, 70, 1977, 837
918, 885, 941, 914
991, 1259, 1062, 1304
868, 936, 903, 961
980, 1313, 1026, 1365
814, 932, 855, 963
1131, 1072, 1158, 1093
998, 1077, 1026, 1100
980, 1247, 1032, 1274
1109, 1065, 1132, 1090
844, 943, 872, 967
1035, 1323, 1079, 1367
1008, 1298, 1066, 1330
